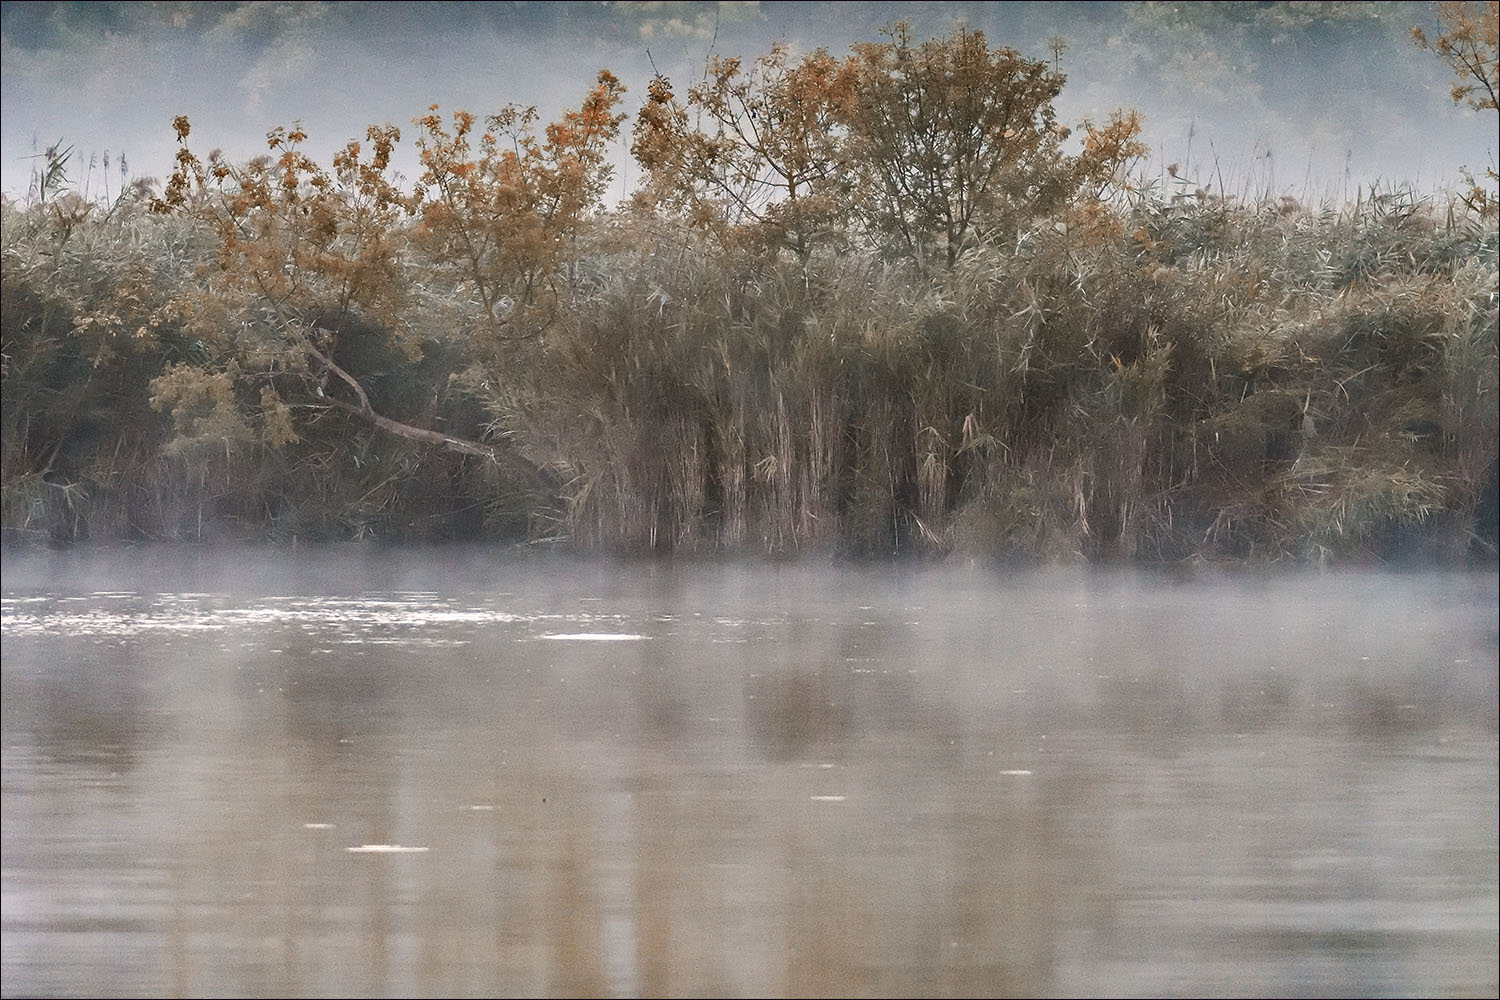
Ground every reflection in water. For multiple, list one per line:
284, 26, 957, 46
2, 551, 1497, 998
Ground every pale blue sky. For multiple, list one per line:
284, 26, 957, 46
2, 1, 1493, 205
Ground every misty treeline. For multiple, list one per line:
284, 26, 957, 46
3, 17, 1498, 564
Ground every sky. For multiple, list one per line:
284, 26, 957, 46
2, 1, 1496, 208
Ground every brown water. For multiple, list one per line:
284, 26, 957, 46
2, 549, 1497, 998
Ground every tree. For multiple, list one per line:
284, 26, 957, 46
149, 115, 475, 458
631, 47, 857, 259
413, 71, 627, 344
842, 23, 1144, 270
148, 73, 627, 470
1414, 0, 1499, 112
1414, 0, 1499, 215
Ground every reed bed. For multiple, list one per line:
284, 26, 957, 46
3, 185, 1495, 564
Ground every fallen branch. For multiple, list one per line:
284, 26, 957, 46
303, 337, 553, 488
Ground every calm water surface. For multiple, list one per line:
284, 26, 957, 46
2, 548, 1497, 998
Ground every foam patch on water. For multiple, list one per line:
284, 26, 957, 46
539, 632, 648, 641
0, 593, 645, 648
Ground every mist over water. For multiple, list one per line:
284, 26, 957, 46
2, 548, 1496, 997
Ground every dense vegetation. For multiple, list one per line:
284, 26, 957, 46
4, 14, 1497, 565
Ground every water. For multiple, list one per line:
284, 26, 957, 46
2, 548, 1496, 998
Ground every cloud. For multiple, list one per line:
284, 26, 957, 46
622, 1, 761, 41
200, 2, 331, 118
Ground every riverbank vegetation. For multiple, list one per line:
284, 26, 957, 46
4, 16, 1497, 565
